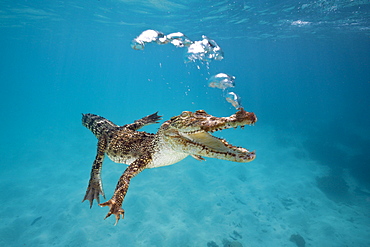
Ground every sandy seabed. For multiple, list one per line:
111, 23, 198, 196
0, 125, 369, 247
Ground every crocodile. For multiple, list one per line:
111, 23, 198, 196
82, 108, 257, 225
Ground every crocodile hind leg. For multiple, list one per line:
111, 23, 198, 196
99, 155, 150, 225
82, 135, 107, 207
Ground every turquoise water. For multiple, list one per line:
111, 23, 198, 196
1, 1, 369, 246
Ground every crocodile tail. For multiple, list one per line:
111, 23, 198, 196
82, 113, 119, 138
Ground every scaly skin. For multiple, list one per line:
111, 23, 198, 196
82, 108, 257, 225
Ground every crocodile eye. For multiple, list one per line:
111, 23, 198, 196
181, 111, 191, 117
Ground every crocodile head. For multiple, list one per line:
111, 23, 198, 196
158, 108, 257, 162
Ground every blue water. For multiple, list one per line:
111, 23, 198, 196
1, 0, 369, 246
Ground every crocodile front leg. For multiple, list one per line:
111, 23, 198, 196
99, 155, 150, 225
124, 112, 162, 131
82, 135, 107, 207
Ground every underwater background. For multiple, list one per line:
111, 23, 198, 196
0, 0, 369, 246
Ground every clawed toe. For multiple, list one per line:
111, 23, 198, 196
82, 186, 105, 208
99, 199, 125, 225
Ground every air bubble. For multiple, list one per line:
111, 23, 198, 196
208, 73, 235, 90
225, 92, 242, 109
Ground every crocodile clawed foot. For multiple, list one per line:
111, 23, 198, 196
82, 185, 105, 208
99, 199, 125, 225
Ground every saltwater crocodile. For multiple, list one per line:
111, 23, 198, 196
82, 108, 257, 225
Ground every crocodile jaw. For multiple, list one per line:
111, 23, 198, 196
179, 131, 256, 162
160, 108, 257, 163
